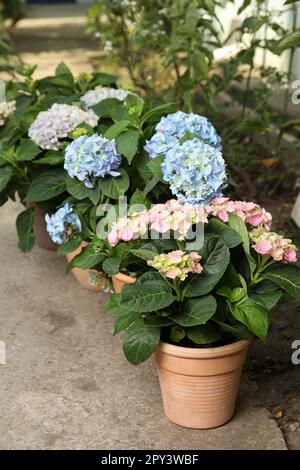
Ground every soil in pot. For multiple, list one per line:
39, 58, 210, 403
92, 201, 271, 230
153, 339, 251, 429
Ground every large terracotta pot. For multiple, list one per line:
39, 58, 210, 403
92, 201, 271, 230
112, 272, 136, 294
153, 339, 251, 429
66, 241, 108, 293
33, 206, 57, 251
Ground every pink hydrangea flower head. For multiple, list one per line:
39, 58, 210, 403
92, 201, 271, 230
250, 227, 297, 263
107, 200, 208, 246
206, 198, 272, 230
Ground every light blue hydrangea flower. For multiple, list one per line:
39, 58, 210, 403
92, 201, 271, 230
161, 139, 227, 205
144, 111, 221, 159
64, 133, 121, 187
45, 203, 82, 245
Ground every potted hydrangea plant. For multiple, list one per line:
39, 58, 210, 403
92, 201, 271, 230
102, 112, 300, 429
105, 197, 299, 429
38, 84, 175, 290
0, 63, 118, 250
1, 62, 160, 254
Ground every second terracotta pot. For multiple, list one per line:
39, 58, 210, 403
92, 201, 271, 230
33, 206, 57, 251
66, 241, 107, 293
153, 339, 251, 429
112, 272, 136, 293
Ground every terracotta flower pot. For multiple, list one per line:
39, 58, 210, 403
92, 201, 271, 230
112, 272, 136, 293
153, 339, 251, 429
33, 206, 57, 251
66, 241, 108, 293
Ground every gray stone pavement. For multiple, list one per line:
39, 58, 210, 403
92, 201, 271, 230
0, 201, 287, 450
10, 3, 104, 78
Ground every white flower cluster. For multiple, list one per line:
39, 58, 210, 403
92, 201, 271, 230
80, 86, 136, 109
0, 100, 16, 126
28, 103, 98, 150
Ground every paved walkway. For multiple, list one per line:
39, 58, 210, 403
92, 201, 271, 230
10, 3, 104, 78
0, 200, 287, 449
0, 2, 291, 450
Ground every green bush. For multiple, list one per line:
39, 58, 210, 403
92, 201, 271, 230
87, 0, 300, 197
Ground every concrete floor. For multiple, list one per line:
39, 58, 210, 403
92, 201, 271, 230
0, 201, 287, 450
10, 3, 103, 78
0, 2, 290, 451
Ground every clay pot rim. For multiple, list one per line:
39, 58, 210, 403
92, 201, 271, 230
113, 272, 136, 284
157, 339, 251, 359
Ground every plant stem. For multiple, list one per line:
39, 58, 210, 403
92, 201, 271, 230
277, 2, 297, 146
251, 255, 275, 285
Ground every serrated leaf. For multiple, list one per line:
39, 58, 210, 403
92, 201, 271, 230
100, 168, 129, 199
92, 98, 120, 119
186, 323, 221, 344
142, 175, 159, 196
114, 311, 140, 335
191, 51, 209, 78
120, 280, 175, 312
130, 248, 158, 261
264, 265, 300, 299
104, 120, 131, 140
185, 238, 230, 297
116, 129, 139, 164
16, 207, 35, 252
207, 218, 242, 248
172, 295, 217, 326
276, 30, 300, 53
228, 212, 256, 272
147, 155, 164, 181
136, 271, 164, 284
250, 291, 282, 310
15, 138, 41, 161
33, 151, 64, 166
229, 298, 268, 340
102, 257, 121, 276
66, 244, 104, 271
25, 169, 67, 202
57, 237, 82, 255
0, 166, 13, 192
123, 318, 160, 364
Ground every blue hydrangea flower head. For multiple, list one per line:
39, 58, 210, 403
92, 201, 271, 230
64, 133, 121, 187
45, 203, 82, 245
161, 138, 227, 204
144, 111, 221, 159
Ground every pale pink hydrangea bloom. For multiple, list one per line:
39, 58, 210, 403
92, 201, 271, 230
148, 250, 203, 281
107, 200, 208, 247
108, 210, 150, 247
250, 227, 297, 263
28, 103, 98, 150
206, 197, 272, 230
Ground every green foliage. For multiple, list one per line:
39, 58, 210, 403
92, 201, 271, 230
120, 279, 176, 312
103, 209, 300, 364
100, 169, 130, 200
87, 0, 298, 194
264, 265, 300, 299
171, 296, 217, 327
228, 297, 269, 341
16, 207, 35, 252
184, 237, 230, 297
123, 318, 160, 365
25, 169, 67, 202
